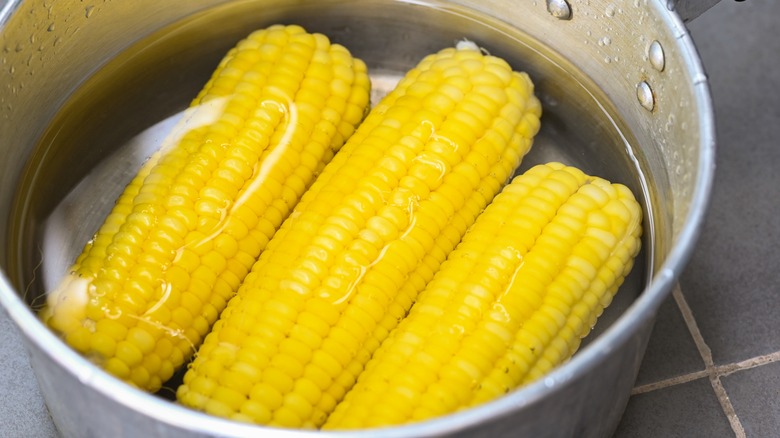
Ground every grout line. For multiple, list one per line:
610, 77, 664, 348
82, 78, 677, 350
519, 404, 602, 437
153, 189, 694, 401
631, 369, 709, 395
717, 350, 780, 378
710, 375, 746, 438
632, 349, 780, 394
672, 285, 746, 438
671, 285, 713, 364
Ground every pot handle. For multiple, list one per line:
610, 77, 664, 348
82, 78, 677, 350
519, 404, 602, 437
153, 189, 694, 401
669, 0, 742, 22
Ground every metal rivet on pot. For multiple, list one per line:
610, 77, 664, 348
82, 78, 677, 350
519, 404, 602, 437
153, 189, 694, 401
648, 40, 665, 72
547, 0, 572, 20
637, 81, 655, 111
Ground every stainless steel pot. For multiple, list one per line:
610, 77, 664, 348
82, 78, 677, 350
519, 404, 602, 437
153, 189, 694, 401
0, 0, 716, 436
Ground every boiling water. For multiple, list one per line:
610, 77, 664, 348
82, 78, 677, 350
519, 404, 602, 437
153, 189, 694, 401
9, 0, 652, 398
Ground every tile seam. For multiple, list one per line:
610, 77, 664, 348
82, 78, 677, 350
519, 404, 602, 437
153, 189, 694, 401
716, 350, 780, 378
634, 350, 780, 395
672, 285, 746, 438
631, 370, 709, 395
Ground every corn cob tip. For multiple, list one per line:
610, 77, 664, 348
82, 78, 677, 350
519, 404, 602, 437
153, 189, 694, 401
40, 273, 89, 336
455, 39, 480, 51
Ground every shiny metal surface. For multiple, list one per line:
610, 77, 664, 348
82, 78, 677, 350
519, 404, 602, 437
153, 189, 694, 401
0, 0, 715, 437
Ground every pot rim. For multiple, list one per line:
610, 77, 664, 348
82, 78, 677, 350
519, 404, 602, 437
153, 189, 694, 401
0, 0, 716, 436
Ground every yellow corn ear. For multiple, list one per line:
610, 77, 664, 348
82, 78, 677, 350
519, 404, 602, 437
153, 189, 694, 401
176, 42, 542, 427
323, 162, 642, 429
38, 24, 371, 392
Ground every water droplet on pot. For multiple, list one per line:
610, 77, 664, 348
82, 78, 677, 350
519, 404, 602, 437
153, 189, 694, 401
605, 4, 616, 17
546, 0, 572, 20
636, 81, 655, 111
648, 40, 665, 72
665, 114, 676, 132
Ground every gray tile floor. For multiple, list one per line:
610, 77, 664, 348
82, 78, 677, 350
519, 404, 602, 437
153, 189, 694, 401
615, 1, 780, 436
1, 1, 777, 437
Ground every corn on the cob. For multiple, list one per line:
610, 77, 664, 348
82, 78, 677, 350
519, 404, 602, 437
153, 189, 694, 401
38, 24, 371, 392
176, 41, 542, 427
323, 162, 642, 429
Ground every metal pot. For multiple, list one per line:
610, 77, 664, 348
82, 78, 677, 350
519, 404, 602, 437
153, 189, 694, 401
0, 0, 716, 436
